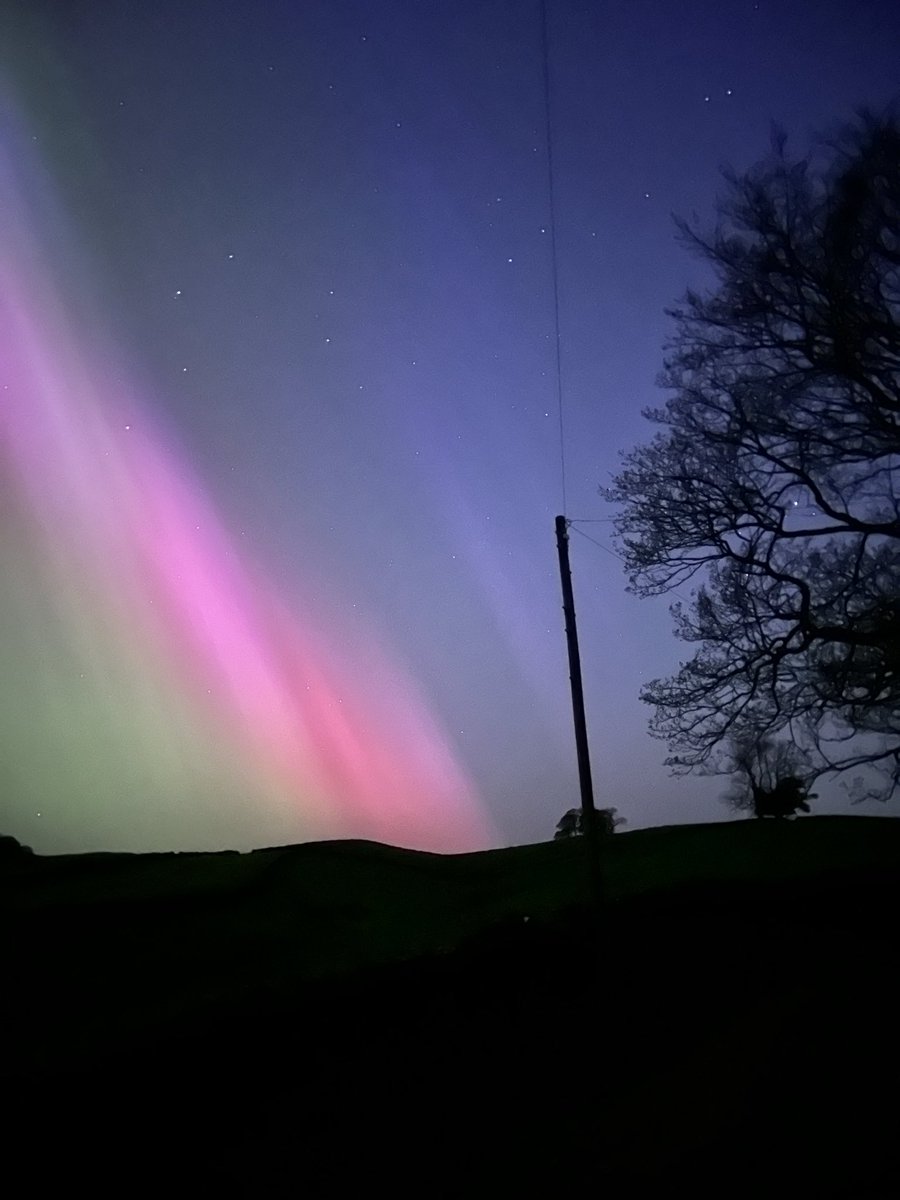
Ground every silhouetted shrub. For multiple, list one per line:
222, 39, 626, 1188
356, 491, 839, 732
0, 834, 34, 859
554, 807, 625, 839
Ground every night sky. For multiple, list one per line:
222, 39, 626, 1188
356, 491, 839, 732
2, 0, 898, 854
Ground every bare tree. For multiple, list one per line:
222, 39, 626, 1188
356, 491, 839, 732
605, 112, 900, 799
719, 733, 818, 817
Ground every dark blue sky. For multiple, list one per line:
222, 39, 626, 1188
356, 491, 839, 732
2, 0, 899, 852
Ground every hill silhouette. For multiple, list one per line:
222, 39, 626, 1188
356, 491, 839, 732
4, 816, 899, 1194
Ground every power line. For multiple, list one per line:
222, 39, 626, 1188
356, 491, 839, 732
540, 0, 567, 516
569, 523, 624, 561
569, 522, 696, 602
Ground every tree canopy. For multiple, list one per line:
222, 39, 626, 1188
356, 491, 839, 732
554, 807, 625, 840
606, 112, 900, 798
718, 732, 818, 817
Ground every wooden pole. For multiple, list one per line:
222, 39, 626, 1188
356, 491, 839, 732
555, 515, 603, 907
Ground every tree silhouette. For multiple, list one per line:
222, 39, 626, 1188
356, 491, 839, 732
554, 807, 625, 839
0, 834, 34, 858
605, 112, 900, 798
718, 733, 818, 817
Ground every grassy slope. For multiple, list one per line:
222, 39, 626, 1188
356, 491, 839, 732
5, 815, 900, 1192
5, 816, 898, 1059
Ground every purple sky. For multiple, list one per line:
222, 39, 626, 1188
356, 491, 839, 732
2, 0, 899, 852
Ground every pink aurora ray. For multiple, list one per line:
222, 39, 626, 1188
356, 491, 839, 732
0, 132, 491, 853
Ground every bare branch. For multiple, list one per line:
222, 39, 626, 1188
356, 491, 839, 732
606, 112, 900, 796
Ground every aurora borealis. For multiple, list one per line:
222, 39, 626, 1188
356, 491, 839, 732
2, 1, 898, 853
0, 106, 491, 852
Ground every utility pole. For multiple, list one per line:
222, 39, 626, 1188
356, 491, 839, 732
555, 515, 604, 909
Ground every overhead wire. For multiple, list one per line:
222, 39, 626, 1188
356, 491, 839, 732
569, 522, 696, 602
540, 0, 568, 516
569, 522, 624, 561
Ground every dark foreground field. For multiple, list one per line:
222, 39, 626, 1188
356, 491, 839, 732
4, 816, 900, 1194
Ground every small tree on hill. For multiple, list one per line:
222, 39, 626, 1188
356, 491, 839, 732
720, 732, 819, 817
554, 807, 626, 840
